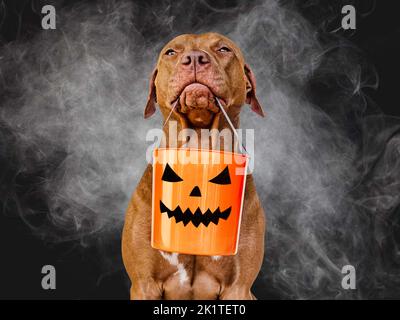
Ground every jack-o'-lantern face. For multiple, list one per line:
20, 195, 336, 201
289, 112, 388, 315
151, 148, 248, 256
159, 163, 233, 227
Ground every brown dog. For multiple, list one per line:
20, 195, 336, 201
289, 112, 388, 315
122, 33, 265, 299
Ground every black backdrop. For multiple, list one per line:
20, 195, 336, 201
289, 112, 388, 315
0, 0, 399, 299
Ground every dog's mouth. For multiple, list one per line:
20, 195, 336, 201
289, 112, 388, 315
170, 83, 226, 128
170, 83, 226, 108
160, 200, 232, 227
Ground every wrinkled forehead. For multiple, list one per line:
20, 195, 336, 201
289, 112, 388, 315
159, 33, 245, 63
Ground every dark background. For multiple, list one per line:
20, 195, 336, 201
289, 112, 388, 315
0, 0, 399, 299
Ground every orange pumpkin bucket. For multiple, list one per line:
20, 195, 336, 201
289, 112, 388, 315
151, 148, 249, 255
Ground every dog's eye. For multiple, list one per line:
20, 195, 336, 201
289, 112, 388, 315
217, 47, 231, 53
162, 164, 183, 182
209, 166, 231, 185
165, 49, 176, 56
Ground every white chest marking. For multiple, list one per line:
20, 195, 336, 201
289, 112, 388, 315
159, 251, 189, 285
212, 256, 221, 261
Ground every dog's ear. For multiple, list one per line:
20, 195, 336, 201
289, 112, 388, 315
244, 64, 265, 117
144, 68, 158, 119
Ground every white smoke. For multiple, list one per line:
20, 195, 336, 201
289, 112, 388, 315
1, 0, 399, 299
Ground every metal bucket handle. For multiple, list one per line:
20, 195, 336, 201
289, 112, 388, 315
160, 97, 248, 156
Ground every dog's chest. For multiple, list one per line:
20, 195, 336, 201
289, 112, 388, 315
159, 251, 221, 285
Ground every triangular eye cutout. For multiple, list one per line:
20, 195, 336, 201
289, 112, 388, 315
209, 166, 231, 185
162, 164, 183, 182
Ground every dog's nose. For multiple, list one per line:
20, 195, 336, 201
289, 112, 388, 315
180, 51, 210, 70
189, 186, 202, 197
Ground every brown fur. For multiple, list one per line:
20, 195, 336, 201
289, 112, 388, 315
122, 33, 265, 299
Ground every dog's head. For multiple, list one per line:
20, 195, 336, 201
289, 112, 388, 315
144, 32, 264, 128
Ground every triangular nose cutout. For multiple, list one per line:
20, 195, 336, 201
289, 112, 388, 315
190, 186, 202, 197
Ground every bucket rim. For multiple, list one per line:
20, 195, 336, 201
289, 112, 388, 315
153, 147, 250, 159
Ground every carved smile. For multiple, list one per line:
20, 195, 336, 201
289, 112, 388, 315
160, 201, 232, 227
